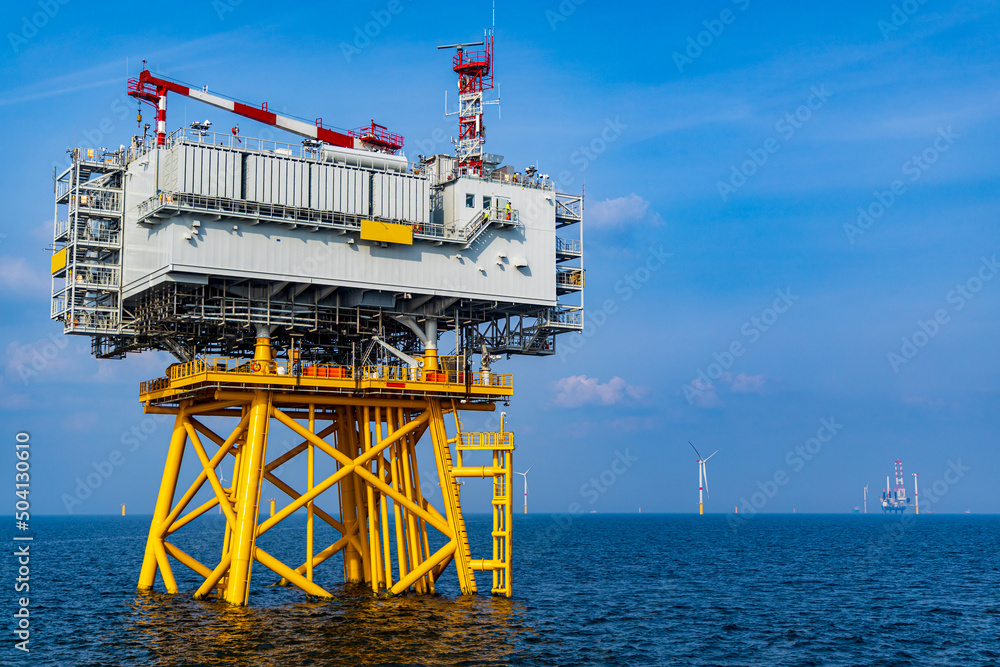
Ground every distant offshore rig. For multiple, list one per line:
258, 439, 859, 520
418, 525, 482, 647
880, 459, 918, 514
854, 459, 920, 514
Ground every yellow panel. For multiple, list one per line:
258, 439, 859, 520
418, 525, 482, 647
360, 219, 413, 245
50, 248, 67, 275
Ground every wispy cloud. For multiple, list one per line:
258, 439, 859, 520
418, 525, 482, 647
0, 256, 49, 294
586, 194, 663, 228
730, 372, 767, 393
0, 78, 121, 108
552, 375, 646, 408
687, 372, 768, 408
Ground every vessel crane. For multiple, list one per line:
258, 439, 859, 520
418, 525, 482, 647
127, 65, 403, 153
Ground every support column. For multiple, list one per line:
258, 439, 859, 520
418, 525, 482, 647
138, 403, 189, 591
223, 389, 270, 605
306, 404, 315, 582
224, 328, 274, 605
156, 91, 167, 146
338, 407, 364, 583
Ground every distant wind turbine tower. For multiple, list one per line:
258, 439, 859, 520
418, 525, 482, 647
863, 484, 869, 514
912, 473, 919, 514
515, 465, 533, 514
689, 442, 719, 515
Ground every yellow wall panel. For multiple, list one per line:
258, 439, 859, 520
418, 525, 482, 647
360, 219, 413, 245
51, 248, 67, 275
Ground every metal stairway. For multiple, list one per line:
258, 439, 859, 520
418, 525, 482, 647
430, 400, 477, 594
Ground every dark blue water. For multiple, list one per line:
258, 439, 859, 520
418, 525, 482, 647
4, 514, 1000, 666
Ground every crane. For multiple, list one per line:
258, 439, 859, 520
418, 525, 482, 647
127, 64, 403, 153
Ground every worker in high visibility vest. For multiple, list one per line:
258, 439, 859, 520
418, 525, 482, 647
505, 201, 511, 221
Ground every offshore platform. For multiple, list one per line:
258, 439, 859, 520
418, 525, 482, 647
49, 30, 583, 604
881, 459, 912, 514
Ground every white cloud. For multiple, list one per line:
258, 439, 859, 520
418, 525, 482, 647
686, 372, 767, 409
551, 375, 645, 408
729, 372, 767, 394
687, 377, 720, 408
0, 256, 49, 294
586, 194, 663, 228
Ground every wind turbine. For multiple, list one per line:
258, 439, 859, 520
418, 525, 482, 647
515, 465, 533, 514
689, 442, 719, 515
218, 472, 227, 514
863, 484, 869, 514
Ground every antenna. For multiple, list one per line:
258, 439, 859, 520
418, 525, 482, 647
437, 25, 496, 175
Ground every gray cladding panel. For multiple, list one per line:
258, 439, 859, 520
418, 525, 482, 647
121, 148, 548, 305
122, 180, 555, 305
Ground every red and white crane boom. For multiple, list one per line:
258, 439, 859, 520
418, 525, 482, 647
127, 68, 403, 153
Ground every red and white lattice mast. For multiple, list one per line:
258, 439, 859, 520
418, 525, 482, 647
438, 28, 496, 176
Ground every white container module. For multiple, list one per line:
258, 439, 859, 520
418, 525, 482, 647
174, 145, 241, 199
310, 164, 369, 216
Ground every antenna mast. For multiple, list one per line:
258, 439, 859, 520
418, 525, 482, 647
438, 27, 495, 176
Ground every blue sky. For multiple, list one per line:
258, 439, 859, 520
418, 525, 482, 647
1, 0, 997, 516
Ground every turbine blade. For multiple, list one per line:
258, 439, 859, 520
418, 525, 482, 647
689, 441, 703, 460
702, 463, 710, 499
524, 464, 534, 474
703, 449, 720, 462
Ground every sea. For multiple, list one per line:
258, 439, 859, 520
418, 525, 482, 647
3, 514, 1000, 666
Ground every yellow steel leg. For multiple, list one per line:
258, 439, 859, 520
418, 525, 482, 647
389, 438, 410, 584
377, 409, 394, 588
306, 404, 315, 583
398, 411, 427, 593
502, 447, 513, 597
362, 405, 383, 592
405, 419, 434, 594
492, 447, 500, 595
337, 407, 364, 583
224, 389, 270, 605
138, 404, 189, 591
348, 408, 372, 585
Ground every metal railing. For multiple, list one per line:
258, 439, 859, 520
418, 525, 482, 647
546, 308, 583, 327
556, 268, 585, 287
152, 356, 513, 390
74, 190, 122, 214
458, 432, 514, 450
135, 189, 519, 250
67, 267, 120, 287
130, 129, 422, 172
556, 237, 582, 254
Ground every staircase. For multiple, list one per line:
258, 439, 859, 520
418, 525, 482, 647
451, 402, 514, 597
429, 400, 477, 594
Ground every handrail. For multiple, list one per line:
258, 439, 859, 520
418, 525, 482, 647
152, 356, 513, 389
136, 189, 519, 249
556, 268, 584, 287
556, 237, 581, 254
458, 432, 514, 449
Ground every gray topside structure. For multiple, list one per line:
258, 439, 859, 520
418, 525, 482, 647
51, 129, 583, 363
